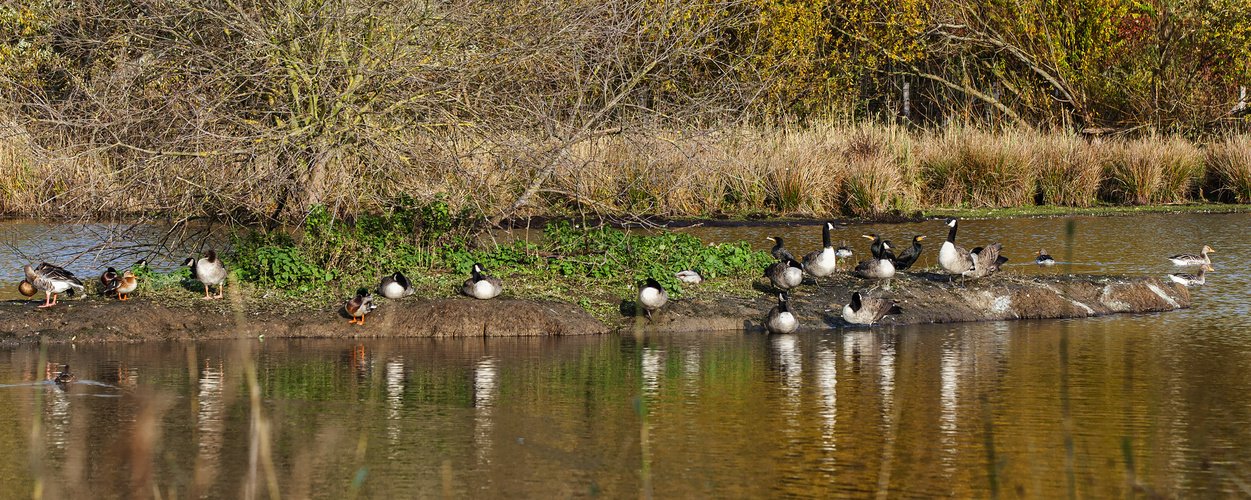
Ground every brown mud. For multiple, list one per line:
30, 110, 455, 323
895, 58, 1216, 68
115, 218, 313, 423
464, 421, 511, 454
0, 272, 1188, 342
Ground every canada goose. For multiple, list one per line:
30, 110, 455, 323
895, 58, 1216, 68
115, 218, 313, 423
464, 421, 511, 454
99, 267, 117, 294
802, 222, 838, 283
54, 364, 76, 385
766, 236, 796, 262
967, 243, 1008, 278
18, 279, 36, 299
24, 263, 84, 308
637, 277, 668, 321
378, 272, 415, 299
1169, 265, 1211, 287
462, 263, 502, 300
854, 241, 896, 279
841, 292, 903, 325
102, 270, 138, 301
938, 219, 975, 283
183, 249, 227, 299
1169, 245, 1214, 266
345, 288, 377, 325
764, 258, 804, 291
1035, 249, 1055, 266
894, 235, 926, 270
675, 269, 704, 284
765, 293, 798, 334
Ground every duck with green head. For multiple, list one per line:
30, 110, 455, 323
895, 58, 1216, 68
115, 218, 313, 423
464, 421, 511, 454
345, 288, 377, 325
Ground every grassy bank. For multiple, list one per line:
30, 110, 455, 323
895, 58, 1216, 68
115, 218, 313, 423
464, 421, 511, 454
5, 122, 1251, 222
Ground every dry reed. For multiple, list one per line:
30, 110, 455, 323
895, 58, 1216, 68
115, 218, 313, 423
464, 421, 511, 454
1035, 132, 1106, 206
3, 119, 1249, 221
1204, 135, 1251, 202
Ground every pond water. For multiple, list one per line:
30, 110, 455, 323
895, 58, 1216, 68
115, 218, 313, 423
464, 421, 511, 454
2, 212, 1251, 497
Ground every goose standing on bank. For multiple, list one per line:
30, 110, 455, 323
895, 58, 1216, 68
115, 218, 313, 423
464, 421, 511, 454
766, 236, 796, 262
938, 219, 975, 284
893, 235, 926, 270
854, 241, 896, 280
968, 243, 1009, 278
765, 293, 798, 334
1169, 265, 1212, 287
24, 263, 84, 308
802, 222, 839, 286
183, 250, 227, 299
637, 277, 668, 321
1169, 245, 1214, 266
765, 258, 805, 291
1035, 249, 1055, 266
345, 288, 377, 325
379, 272, 415, 299
462, 263, 503, 300
841, 291, 903, 326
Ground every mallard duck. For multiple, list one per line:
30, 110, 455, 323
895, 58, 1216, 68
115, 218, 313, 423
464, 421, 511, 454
854, 241, 896, 280
102, 270, 138, 300
183, 249, 227, 299
637, 277, 668, 321
842, 291, 903, 325
18, 279, 36, 299
765, 292, 798, 334
967, 243, 1008, 278
1169, 265, 1211, 287
1169, 245, 1214, 266
54, 364, 76, 385
675, 269, 704, 284
1035, 249, 1055, 266
345, 288, 377, 325
24, 263, 84, 308
802, 222, 838, 283
99, 267, 118, 295
764, 258, 804, 291
938, 219, 975, 284
462, 263, 502, 300
893, 235, 926, 270
378, 272, 415, 299
766, 236, 796, 262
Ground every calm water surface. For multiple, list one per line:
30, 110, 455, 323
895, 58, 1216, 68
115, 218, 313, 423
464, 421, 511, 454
2, 213, 1251, 497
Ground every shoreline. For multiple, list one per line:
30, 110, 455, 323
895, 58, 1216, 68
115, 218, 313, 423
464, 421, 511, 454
0, 273, 1189, 343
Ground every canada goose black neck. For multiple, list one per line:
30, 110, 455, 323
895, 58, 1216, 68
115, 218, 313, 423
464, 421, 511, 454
395, 272, 410, 288
645, 277, 663, 290
945, 219, 958, 244
850, 291, 862, 311
821, 222, 833, 249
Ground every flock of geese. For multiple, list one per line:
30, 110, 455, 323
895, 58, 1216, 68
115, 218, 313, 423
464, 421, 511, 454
639, 218, 1218, 334
15, 218, 1216, 331
17, 249, 507, 326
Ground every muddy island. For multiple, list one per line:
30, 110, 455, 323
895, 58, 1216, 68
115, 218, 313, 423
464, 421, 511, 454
0, 271, 1188, 342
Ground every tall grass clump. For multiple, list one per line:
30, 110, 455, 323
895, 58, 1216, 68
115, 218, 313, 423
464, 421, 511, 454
760, 126, 844, 215
839, 126, 917, 216
1035, 132, 1106, 206
1204, 135, 1251, 202
1105, 135, 1203, 204
918, 127, 1038, 207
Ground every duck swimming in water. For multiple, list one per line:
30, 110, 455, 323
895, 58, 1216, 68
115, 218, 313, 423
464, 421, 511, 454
1035, 249, 1055, 266
1169, 245, 1214, 267
1168, 265, 1211, 287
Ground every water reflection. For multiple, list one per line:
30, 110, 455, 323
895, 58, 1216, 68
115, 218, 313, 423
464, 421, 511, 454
196, 358, 225, 492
